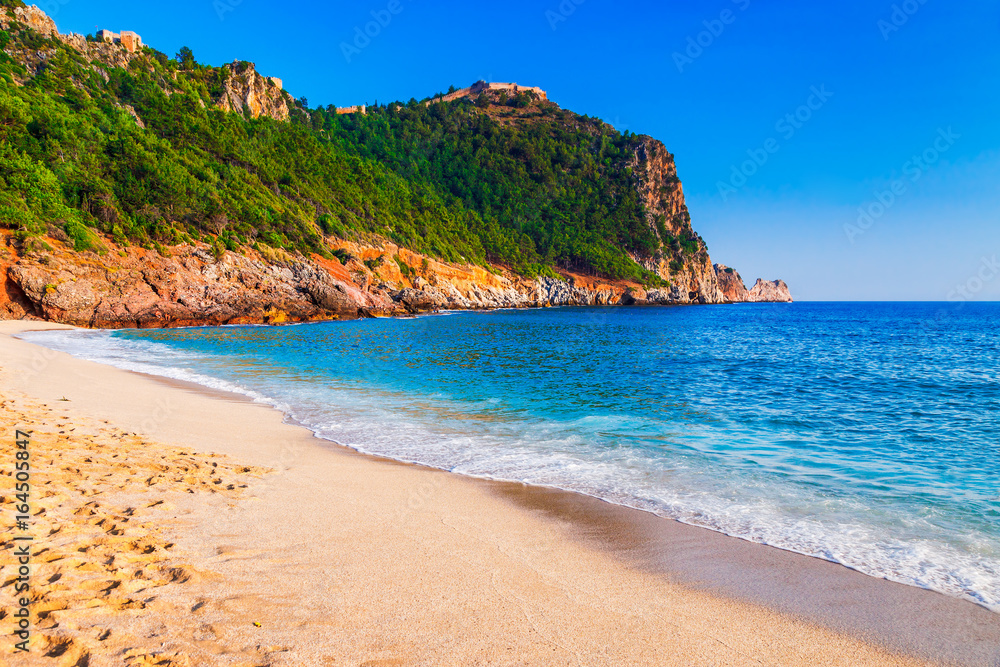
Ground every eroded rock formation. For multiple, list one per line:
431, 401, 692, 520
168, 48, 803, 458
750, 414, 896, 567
629, 138, 726, 304
11, 5, 57, 37
714, 264, 751, 302
1, 7, 288, 123
3, 241, 372, 327
749, 278, 793, 303
216, 61, 290, 121
714, 264, 793, 303
1, 230, 794, 328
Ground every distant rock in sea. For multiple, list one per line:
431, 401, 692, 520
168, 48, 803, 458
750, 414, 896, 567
714, 264, 793, 303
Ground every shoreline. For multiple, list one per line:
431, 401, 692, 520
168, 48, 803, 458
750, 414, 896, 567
254, 378, 1000, 665
3, 321, 996, 665
3, 296, 780, 332
488, 482, 1000, 665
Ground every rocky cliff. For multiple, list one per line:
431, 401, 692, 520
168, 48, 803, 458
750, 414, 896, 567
714, 264, 751, 302
1, 6, 288, 121
629, 138, 725, 304
1, 235, 369, 327
1, 6, 142, 78
3, 231, 772, 328
216, 61, 290, 121
8, 5, 55, 37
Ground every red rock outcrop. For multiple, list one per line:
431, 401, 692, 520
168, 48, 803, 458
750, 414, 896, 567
714, 264, 751, 302
2, 228, 795, 328
0, 231, 701, 328
4, 239, 376, 328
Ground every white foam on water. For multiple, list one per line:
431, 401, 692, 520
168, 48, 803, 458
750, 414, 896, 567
19, 328, 1000, 612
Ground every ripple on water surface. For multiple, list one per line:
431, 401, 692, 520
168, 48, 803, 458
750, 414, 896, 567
22, 302, 1000, 611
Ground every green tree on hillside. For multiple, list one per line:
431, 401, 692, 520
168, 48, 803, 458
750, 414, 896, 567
176, 46, 196, 70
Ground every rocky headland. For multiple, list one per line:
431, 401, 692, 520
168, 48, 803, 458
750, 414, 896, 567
0, 232, 788, 328
0, 5, 791, 328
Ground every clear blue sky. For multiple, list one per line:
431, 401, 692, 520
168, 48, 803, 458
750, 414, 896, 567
50, 0, 1000, 300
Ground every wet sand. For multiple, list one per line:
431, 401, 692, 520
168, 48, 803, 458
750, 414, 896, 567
490, 483, 1000, 666
2, 320, 993, 665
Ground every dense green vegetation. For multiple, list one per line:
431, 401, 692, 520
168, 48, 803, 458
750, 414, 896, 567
0, 14, 675, 282
317, 98, 664, 279
0, 29, 486, 263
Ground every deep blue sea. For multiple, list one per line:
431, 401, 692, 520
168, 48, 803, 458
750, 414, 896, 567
24, 303, 1000, 610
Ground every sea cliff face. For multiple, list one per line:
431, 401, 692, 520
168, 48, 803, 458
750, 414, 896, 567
2, 232, 793, 328
629, 139, 726, 304
714, 264, 751, 302
1, 237, 366, 327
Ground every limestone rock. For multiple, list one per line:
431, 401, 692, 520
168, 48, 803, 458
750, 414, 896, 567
629, 137, 726, 304
714, 264, 793, 303
619, 286, 647, 306
13, 5, 57, 38
714, 264, 751, 303
216, 61, 289, 121
5, 244, 368, 328
3, 231, 796, 327
390, 288, 449, 313
748, 278, 793, 303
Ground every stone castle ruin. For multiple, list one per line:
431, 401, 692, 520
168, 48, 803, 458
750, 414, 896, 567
435, 81, 548, 104
336, 105, 367, 115
335, 81, 547, 115
96, 28, 143, 53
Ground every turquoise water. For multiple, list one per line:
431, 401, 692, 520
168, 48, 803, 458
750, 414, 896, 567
24, 303, 1000, 610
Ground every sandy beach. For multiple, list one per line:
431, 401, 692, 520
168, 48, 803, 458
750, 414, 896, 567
1, 321, 994, 666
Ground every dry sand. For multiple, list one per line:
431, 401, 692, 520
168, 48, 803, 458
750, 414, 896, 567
0, 321, 952, 665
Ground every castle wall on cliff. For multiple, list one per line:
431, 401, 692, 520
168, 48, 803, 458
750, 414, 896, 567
95, 27, 142, 52
429, 80, 549, 105
336, 105, 367, 115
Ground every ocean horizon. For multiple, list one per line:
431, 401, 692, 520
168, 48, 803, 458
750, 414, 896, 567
24, 301, 1000, 612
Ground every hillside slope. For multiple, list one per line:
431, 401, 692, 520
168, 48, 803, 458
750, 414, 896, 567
0, 5, 790, 327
